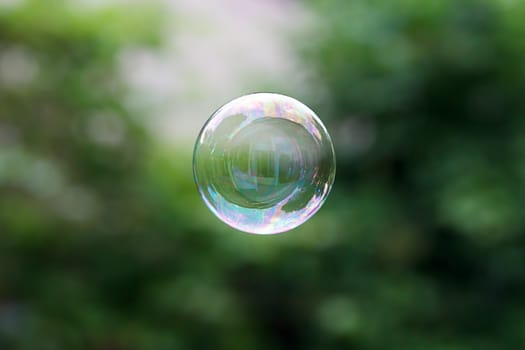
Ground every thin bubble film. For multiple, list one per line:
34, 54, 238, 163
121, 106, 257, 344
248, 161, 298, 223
193, 93, 336, 234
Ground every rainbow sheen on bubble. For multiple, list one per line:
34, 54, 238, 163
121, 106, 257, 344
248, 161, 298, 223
193, 93, 336, 234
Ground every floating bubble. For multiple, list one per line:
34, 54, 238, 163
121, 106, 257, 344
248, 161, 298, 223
193, 93, 336, 234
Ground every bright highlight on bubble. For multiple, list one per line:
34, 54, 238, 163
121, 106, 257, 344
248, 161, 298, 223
193, 93, 336, 234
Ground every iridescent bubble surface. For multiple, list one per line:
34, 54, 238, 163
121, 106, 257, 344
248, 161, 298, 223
193, 93, 336, 234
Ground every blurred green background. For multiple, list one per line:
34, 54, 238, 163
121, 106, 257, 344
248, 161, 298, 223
1, 0, 525, 349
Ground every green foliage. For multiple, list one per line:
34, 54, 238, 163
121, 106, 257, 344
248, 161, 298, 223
1, 0, 525, 349
301, 0, 525, 348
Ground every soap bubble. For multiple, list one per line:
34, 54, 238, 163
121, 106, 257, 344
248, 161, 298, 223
193, 93, 336, 234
